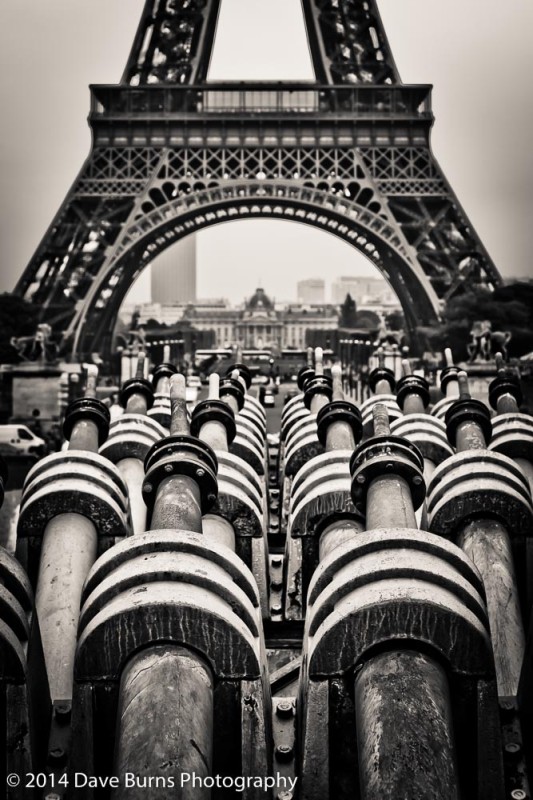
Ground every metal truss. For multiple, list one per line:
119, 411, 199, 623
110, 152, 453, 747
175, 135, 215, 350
14, 0, 502, 361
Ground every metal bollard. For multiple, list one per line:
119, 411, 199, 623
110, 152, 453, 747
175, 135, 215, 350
100, 352, 166, 536
427, 372, 533, 698
148, 346, 177, 430
17, 366, 129, 704
488, 355, 533, 621
72, 373, 270, 797
284, 364, 363, 619
191, 373, 269, 614
360, 347, 402, 437
109, 377, 215, 797
488, 354, 533, 494
351, 404, 425, 530
431, 348, 461, 421
299, 403, 503, 799
391, 358, 453, 527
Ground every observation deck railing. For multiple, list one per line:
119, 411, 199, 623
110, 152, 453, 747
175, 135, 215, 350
89, 82, 432, 119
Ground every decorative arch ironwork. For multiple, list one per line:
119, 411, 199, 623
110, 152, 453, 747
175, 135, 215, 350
69, 181, 440, 359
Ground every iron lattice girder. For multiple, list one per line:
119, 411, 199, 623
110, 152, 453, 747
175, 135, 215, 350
123, 0, 221, 85
14, 0, 503, 360
77, 145, 446, 200
17, 130, 499, 355
123, 0, 400, 88
302, 0, 401, 84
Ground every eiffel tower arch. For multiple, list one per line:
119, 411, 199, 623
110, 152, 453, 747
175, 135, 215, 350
15, 0, 502, 362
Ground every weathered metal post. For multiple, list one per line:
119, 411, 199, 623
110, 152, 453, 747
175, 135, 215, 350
352, 405, 458, 799
488, 354, 533, 497
299, 402, 502, 800
285, 363, 363, 618
427, 372, 533, 698
148, 345, 177, 430
111, 378, 214, 797
73, 373, 270, 798
431, 348, 461, 421
317, 364, 364, 560
18, 367, 129, 703
100, 352, 166, 536
360, 346, 402, 437
391, 357, 453, 527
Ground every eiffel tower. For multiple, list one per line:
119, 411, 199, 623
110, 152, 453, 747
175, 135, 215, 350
15, 0, 502, 362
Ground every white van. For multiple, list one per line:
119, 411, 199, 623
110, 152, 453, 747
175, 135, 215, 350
0, 425, 46, 455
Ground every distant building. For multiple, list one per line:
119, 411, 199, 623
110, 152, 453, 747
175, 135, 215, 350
137, 288, 340, 351
331, 276, 395, 306
297, 278, 325, 305
150, 237, 197, 304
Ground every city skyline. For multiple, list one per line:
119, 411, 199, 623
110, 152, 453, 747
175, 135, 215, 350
123, 271, 393, 312
1, 0, 532, 304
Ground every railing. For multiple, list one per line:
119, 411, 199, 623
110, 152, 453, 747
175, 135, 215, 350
90, 83, 432, 118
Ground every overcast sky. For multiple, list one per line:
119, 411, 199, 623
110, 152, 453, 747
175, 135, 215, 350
0, 0, 532, 305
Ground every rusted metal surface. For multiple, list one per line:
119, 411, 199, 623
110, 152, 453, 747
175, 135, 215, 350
150, 473, 203, 532
112, 645, 213, 799
459, 519, 526, 697
355, 650, 460, 800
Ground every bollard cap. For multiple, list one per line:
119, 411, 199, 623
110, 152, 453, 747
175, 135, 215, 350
151, 361, 177, 386
219, 375, 246, 411
316, 400, 363, 447
225, 362, 252, 389
444, 396, 492, 448
439, 365, 460, 393
488, 371, 523, 411
368, 365, 396, 393
303, 374, 333, 410
349, 419, 425, 513
396, 374, 430, 410
297, 365, 315, 391
190, 399, 237, 445
119, 377, 155, 410
62, 397, 110, 445
143, 435, 218, 512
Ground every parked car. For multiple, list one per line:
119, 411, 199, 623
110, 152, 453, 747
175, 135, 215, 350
262, 391, 275, 408
0, 425, 46, 455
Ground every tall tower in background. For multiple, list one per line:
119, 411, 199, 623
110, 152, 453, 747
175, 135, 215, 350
150, 237, 197, 304
297, 278, 325, 305
332, 276, 393, 305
